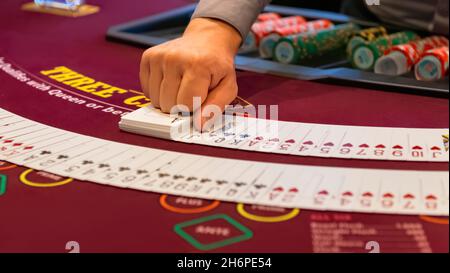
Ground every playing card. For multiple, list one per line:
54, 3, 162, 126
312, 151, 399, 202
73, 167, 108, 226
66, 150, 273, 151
256, 121, 298, 153
423, 129, 449, 162
275, 123, 313, 154
291, 171, 324, 210
365, 128, 392, 160
145, 154, 201, 193
192, 160, 251, 200
0, 128, 64, 160
86, 146, 150, 185
374, 171, 402, 213
311, 169, 345, 210
397, 172, 421, 214
330, 127, 366, 159
191, 160, 249, 199
407, 129, 431, 161
354, 172, 381, 213
349, 127, 381, 160
45, 141, 118, 177
7, 133, 81, 165
112, 151, 179, 188
289, 125, 331, 156
419, 172, 447, 215
162, 156, 219, 196
387, 129, 410, 161
25, 138, 107, 171
308, 126, 348, 158
218, 163, 266, 202
329, 170, 364, 211
76, 145, 149, 182
239, 163, 285, 204
258, 165, 305, 207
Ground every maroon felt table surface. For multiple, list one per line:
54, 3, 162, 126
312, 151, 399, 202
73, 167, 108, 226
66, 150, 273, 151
0, 0, 448, 253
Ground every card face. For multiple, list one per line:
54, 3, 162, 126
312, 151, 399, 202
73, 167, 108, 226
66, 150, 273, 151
258, 165, 306, 207
122, 152, 181, 188
442, 172, 449, 214
192, 160, 249, 199
330, 171, 364, 211
0, 128, 63, 160
256, 121, 296, 153
275, 123, 313, 154
311, 170, 345, 210
76, 146, 146, 182
397, 173, 421, 214
308, 126, 348, 158
331, 127, 365, 159
387, 129, 410, 161
106, 149, 167, 188
424, 129, 449, 162
350, 127, 380, 160
145, 154, 201, 193
7, 134, 80, 165
0, 122, 42, 138
374, 172, 402, 213
158, 156, 214, 196
25, 138, 106, 171
239, 119, 282, 152
5, 132, 73, 160
290, 125, 330, 156
407, 129, 432, 162
196, 160, 239, 198
419, 172, 446, 215
218, 163, 265, 202
238, 164, 285, 204
355, 173, 381, 213
366, 128, 393, 160
86, 147, 150, 185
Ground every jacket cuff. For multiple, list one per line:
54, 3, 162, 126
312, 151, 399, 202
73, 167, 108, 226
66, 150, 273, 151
191, 0, 270, 39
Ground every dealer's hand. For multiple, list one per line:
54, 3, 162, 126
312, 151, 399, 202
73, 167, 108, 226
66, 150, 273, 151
140, 18, 242, 130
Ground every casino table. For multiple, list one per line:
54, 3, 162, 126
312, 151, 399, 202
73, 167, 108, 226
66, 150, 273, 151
0, 0, 448, 253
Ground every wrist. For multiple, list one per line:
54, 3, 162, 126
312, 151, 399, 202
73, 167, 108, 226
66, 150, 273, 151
184, 18, 242, 55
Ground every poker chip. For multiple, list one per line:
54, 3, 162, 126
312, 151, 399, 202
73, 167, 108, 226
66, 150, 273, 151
346, 26, 388, 59
415, 46, 449, 81
256, 12, 281, 22
274, 23, 360, 64
259, 19, 334, 59
375, 36, 449, 76
241, 16, 307, 52
352, 31, 420, 71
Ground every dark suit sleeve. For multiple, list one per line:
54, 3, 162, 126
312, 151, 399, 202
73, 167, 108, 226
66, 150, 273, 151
192, 0, 272, 39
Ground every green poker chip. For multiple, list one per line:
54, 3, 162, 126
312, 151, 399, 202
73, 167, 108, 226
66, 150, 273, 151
274, 23, 360, 64
352, 31, 420, 70
0, 175, 6, 196
274, 39, 299, 64
352, 45, 376, 70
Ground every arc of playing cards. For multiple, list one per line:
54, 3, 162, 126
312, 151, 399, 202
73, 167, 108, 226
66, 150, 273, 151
1, 107, 449, 216
120, 106, 449, 163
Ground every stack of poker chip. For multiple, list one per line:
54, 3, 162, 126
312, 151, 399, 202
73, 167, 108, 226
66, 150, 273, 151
375, 36, 449, 76
259, 19, 334, 59
241, 16, 307, 52
415, 46, 449, 81
346, 26, 388, 59
273, 23, 360, 65
351, 31, 420, 71
256, 12, 282, 22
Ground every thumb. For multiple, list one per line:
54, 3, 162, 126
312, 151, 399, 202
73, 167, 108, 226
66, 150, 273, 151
193, 72, 238, 132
